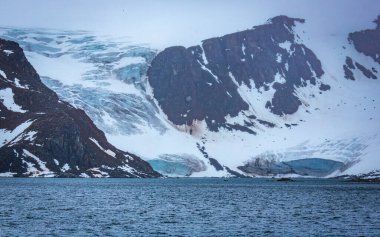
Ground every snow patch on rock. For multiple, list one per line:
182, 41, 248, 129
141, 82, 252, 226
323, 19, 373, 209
0, 120, 34, 148
89, 137, 116, 158
0, 69, 6, 79
3, 49, 14, 56
22, 149, 53, 177
0, 88, 27, 113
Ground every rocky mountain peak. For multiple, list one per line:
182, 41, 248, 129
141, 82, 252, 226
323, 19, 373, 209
0, 38, 160, 177
148, 16, 325, 133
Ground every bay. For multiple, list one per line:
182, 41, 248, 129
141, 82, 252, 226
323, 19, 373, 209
0, 178, 379, 236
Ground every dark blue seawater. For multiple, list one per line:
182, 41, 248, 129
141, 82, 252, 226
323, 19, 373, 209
0, 178, 379, 236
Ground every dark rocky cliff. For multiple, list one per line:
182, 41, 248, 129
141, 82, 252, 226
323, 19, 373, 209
148, 16, 326, 132
0, 38, 160, 177
344, 16, 380, 80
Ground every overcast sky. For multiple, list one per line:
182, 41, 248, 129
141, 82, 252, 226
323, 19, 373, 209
0, 0, 379, 48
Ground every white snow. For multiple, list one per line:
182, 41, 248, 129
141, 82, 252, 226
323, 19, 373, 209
276, 53, 282, 63
27, 53, 96, 87
241, 43, 246, 56
274, 72, 286, 84
107, 18, 380, 177
117, 164, 138, 175
106, 118, 231, 177
0, 69, 7, 79
0, 172, 17, 177
113, 56, 145, 70
279, 41, 294, 55
284, 23, 294, 33
0, 120, 34, 148
88, 168, 110, 178
197, 60, 220, 83
196, 19, 377, 175
2, 15, 379, 177
24, 131, 37, 141
79, 173, 90, 178
3, 50, 14, 56
26, 51, 144, 96
53, 159, 59, 165
107, 127, 202, 160
22, 149, 54, 177
89, 137, 116, 158
228, 72, 239, 86
14, 78, 29, 89
8, 130, 37, 146
0, 88, 27, 113
61, 163, 70, 172
23, 149, 47, 170
101, 110, 118, 127
200, 44, 209, 65
284, 62, 289, 71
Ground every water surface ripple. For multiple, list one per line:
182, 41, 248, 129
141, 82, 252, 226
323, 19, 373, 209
0, 178, 379, 236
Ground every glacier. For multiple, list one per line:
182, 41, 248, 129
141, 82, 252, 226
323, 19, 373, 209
1, 17, 379, 177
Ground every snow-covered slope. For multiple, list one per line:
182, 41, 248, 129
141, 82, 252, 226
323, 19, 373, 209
0, 27, 220, 177
1, 15, 379, 177
0, 37, 160, 178
146, 16, 380, 177
0, 28, 165, 136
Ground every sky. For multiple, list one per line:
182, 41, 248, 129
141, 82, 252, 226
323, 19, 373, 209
0, 0, 379, 48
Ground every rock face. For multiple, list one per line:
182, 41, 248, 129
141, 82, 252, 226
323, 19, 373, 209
0, 38, 161, 177
148, 16, 325, 131
344, 16, 380, 80
349, 16, 380, 64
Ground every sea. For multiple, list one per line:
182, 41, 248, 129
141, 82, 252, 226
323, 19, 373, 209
0, 178, 379, 236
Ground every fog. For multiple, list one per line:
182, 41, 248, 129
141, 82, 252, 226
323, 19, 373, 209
0, 0, 379, 48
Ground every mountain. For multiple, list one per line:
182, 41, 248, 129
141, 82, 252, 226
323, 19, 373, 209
146, 15, 380, 177
1, 15, 379, 178
148, 16, 324, 130
0, 38, 160, 178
